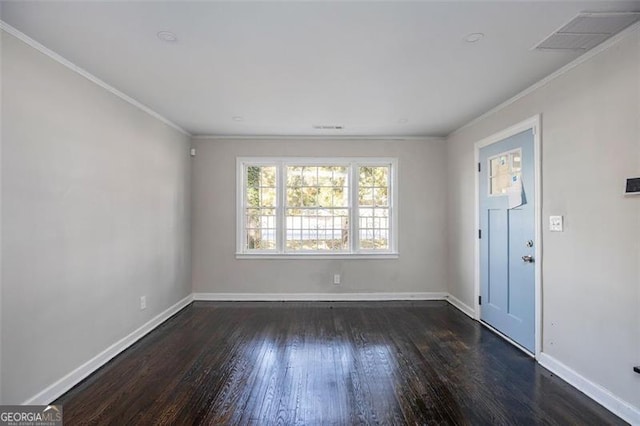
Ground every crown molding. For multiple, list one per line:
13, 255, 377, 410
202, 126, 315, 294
191, 135, 443, 141
449, 20, 640, 138
0, 20, 191, 137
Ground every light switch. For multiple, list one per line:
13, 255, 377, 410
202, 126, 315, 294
549, 215, 563, 232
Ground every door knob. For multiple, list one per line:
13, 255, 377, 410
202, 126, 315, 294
522, 255, 534, 263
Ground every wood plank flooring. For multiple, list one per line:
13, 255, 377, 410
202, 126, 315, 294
56, 301, 625, 425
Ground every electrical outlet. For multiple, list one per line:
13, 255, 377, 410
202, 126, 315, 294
140, 296, 147, 310
333, 274, 341, 285
549, 215, 564, 232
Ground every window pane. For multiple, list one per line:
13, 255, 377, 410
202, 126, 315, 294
244, 165, 276, 251
287, 187, 302, 207
286, 165, 349, 251
331, 167, 348, 186
300, 186, 318, 207
261, 167, 276, 186
511, 152, 522, 172
302, 166, 318, 186
246, 166, 276, 203
489, 150, 522, 196
245, 208, 276, 250
287, 166, 303, 186
373, 187, 388, 207
260, 187, 276, 207
284, 209, 348, 251
489, 155, 509, 177
246, 186, 260, 207
318, 169, 333, 186
332, 187, 349, 207
358, 187, 374, 206
358, 165, 390, 250
247, 166, 261, 188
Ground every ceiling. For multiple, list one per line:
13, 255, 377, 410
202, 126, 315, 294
2, 1, 639, 137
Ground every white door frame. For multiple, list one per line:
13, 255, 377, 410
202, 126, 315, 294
473, 114, 542, 358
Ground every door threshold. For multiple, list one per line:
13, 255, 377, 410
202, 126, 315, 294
481, 320, 535, 358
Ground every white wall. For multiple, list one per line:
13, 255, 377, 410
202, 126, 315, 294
446, 28, 640, 412
191, 138, 447, 296
1, 31, 192, 404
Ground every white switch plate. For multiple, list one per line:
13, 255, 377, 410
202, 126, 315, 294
333, 274, 341, 285
140, 296, 147, 310
549, 215, 563, 232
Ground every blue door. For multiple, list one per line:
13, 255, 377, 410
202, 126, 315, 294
479, 129, 535, 353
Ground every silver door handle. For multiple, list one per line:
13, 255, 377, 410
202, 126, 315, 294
522, 255, 534, 263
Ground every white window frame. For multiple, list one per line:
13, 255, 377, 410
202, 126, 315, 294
236, 157, 398, 259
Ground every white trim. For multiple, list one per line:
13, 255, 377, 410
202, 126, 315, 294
276, 160, 286, 253
236, 253, 399, 260
236, 157, 244, 253
538, 353, 640, 425
236, 157, 398, 256
0, 21, 191, 137
450, 21, 640, 137
22, 294, 194, 405
193, 292, 447, 302
192, 135, 442, 141
446, 294, 475, 319
533, 118, 543, 359
19, 290, 638, 425
349, 158, 360, 251
473, 115, 543, 358
237, 156, 398, 165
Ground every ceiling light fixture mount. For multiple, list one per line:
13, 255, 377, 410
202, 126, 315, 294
157, 31, 178, 43
232, 116, 244, 122
465, 33, 485, 43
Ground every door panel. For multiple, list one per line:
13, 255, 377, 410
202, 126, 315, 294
480, 129, 535, 353
487, 209, 508, 310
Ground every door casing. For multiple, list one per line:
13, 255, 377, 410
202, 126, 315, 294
474, 115, 542, 358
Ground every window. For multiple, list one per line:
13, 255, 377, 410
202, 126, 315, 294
237, 158, 398, 258
488, 149, 521, 195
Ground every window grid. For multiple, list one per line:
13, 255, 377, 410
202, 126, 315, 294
285, 165, 350, 253
358, 166, 390, 250
284, 208, 349, 252
238, 159, 396, 256
244, 165, 277, 251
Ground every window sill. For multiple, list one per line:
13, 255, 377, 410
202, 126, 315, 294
235, 252, 399, 260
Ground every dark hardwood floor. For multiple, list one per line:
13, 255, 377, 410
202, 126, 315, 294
56, 301, 625, 425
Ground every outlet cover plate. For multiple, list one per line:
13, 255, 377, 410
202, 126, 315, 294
549, 215, 564, 232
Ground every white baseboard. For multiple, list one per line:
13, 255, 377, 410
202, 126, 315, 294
192, 292, 448, 302
445, 294, 476, 318
538, 353, 640, 425
22, 294, 194, 405
23, 291, 637, 426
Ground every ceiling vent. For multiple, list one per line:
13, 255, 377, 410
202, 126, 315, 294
313, 125, 344, 130
534, 12, 640, 51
